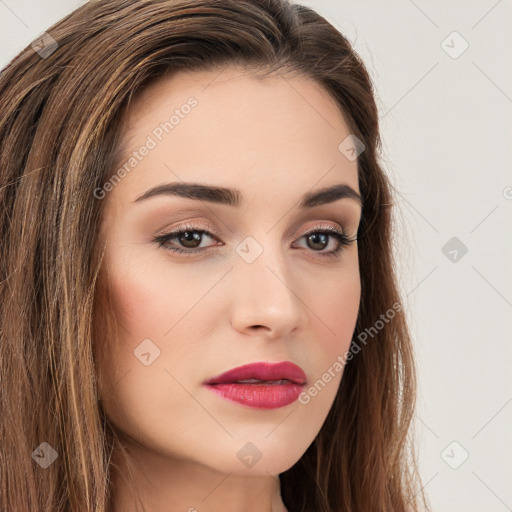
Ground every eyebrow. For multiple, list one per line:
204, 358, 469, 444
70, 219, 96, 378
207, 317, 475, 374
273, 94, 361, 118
132, 182, 363, 208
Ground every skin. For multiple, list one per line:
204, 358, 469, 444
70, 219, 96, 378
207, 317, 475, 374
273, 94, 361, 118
95, 65, 362, 512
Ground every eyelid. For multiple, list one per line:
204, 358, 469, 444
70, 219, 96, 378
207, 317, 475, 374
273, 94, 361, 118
153, 220, 220, 239
296, 222, 344, 237
154, 220, 348, 242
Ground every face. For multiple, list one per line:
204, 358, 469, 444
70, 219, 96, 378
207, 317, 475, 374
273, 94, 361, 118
95, 66, 362, 477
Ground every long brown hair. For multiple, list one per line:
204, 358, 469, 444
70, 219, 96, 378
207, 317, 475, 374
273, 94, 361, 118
0, 1, 430, 511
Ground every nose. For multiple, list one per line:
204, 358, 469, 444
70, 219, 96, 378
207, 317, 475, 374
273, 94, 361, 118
229, 247, 305, 340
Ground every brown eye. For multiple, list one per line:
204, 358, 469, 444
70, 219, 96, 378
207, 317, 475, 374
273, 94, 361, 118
294, 227, 356, 258
173, 230, 204, 249
152, 224, 356, 259
153, 225, 220, 255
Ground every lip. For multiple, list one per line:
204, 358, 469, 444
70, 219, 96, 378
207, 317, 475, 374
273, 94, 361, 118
204, 361, 307, 386
203, 361, 307, 410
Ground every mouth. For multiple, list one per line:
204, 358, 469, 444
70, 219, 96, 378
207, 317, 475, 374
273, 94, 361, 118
203, 361, 307, 409
227, 379, 293, 385
204, 361, 307, 386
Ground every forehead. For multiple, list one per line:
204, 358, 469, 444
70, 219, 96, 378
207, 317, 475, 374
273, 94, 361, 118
107, 65, 360, 210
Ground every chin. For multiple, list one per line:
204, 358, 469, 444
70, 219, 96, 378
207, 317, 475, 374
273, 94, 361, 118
200, 441, 307, 477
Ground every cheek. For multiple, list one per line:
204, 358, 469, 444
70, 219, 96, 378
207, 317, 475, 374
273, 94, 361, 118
291, 268, 360, 453
98, 251, 224, 392
310, 259, 361, 354
109, 272, 166, 337
300, 269, 360, 399
298, 258, 360, 404
96, 260, 209, 442
106, 255, 211, 339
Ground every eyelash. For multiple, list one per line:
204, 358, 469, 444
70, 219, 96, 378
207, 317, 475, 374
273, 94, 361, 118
153, 223, 357, 259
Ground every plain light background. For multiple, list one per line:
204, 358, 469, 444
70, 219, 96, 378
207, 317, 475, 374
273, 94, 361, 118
1, 1, 511, 511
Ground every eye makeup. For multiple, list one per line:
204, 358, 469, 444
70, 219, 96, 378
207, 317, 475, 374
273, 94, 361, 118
151, 221, 357, 260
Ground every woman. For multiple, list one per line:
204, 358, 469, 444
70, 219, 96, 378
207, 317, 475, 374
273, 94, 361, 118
0, 1, 430, 511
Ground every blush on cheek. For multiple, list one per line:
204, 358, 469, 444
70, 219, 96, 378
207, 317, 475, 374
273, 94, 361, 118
109, 280, 146, 335
321, 282, 361, 357
108, 266, 170, 335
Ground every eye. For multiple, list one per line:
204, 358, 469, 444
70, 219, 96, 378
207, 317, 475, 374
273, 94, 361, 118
152, 223, 220, 256
293, 225, 357, 258
152, 223, 357, 258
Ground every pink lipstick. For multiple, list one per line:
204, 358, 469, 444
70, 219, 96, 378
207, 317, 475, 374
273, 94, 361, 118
203, 361, 307, 409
